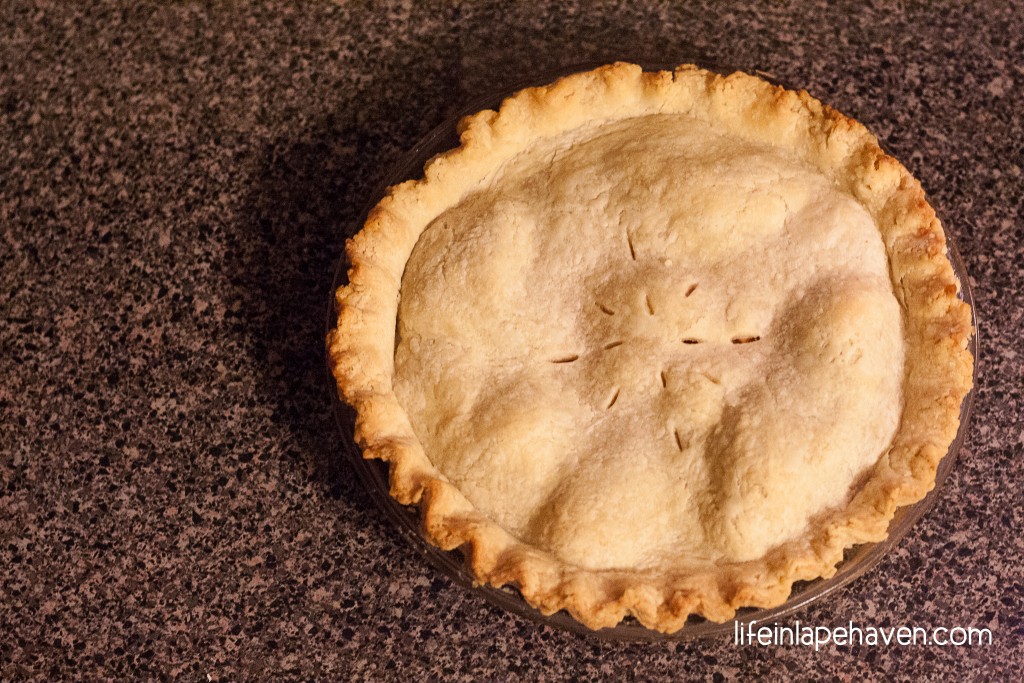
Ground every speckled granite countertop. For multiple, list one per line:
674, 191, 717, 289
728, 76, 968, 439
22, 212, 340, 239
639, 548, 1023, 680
2, 1, 1022, 680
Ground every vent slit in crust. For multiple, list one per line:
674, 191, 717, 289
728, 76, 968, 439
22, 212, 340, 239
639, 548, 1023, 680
605, 388, 620, 409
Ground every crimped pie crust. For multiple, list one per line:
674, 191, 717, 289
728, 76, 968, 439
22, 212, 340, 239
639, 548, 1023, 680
327, 63, 974, 632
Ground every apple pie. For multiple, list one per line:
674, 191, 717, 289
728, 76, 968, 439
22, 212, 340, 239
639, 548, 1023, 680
327, 63, 974, 632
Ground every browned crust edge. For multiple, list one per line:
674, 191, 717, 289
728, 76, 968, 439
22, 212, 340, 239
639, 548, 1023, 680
326, 63, 974, 633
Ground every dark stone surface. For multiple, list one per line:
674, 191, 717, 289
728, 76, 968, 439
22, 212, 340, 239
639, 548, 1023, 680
1, 1, 1021, 680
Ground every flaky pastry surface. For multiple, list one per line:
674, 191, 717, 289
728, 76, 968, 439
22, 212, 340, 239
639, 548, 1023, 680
327, 63, 973, 632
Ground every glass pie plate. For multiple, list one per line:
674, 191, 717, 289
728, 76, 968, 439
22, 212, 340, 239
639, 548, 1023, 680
326, 62, 979, 641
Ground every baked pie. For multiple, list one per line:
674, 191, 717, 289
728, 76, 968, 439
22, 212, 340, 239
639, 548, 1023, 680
327, 63, 974, 632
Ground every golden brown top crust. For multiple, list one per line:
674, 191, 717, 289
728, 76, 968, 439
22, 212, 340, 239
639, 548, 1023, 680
327, 63, 974, 632
395, 112, 905, 571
